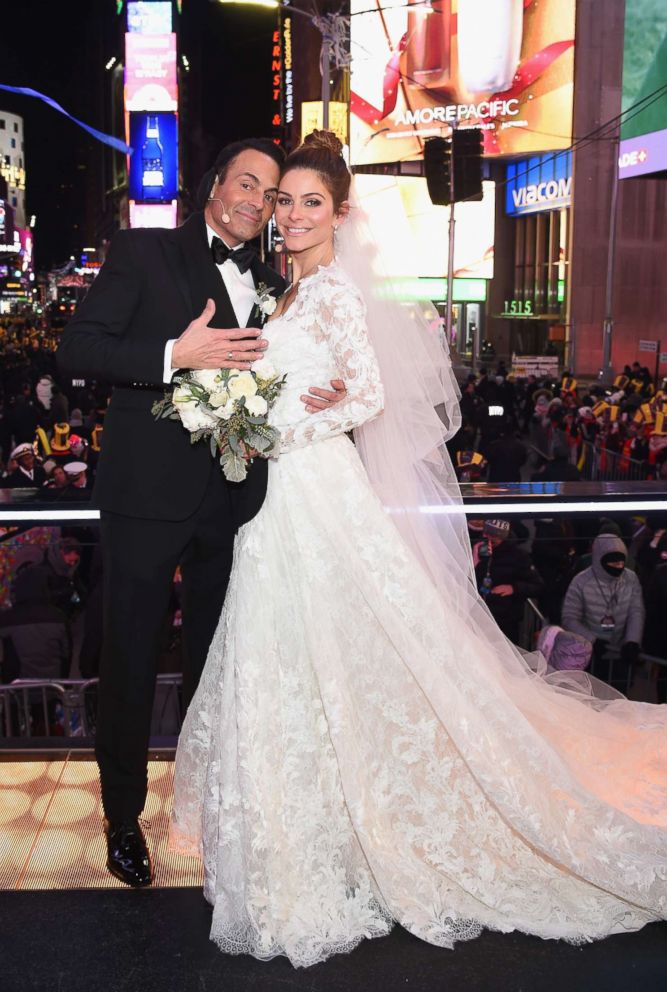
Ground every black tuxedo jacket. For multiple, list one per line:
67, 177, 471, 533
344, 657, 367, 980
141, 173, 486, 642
57, 213, 285, 523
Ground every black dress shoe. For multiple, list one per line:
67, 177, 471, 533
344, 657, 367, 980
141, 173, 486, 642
104, 818, 154, 887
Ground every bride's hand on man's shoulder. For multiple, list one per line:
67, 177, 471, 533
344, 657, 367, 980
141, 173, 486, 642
301, 379, 347, 414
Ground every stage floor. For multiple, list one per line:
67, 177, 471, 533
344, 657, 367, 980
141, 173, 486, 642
2, 753, 667, 991
0, 753, 202, 890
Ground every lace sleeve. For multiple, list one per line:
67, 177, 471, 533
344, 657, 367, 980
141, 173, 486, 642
279, 274, 384, 453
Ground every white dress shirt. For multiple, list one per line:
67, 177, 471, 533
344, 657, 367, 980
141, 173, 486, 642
162, 224, 257, 383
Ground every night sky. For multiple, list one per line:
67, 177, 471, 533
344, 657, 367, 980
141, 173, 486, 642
0, 0, 275, 268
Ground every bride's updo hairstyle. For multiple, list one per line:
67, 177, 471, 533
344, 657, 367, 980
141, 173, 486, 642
282, 130, 351, 211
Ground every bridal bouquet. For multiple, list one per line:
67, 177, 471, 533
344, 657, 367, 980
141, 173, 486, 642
152, 358, 286, 482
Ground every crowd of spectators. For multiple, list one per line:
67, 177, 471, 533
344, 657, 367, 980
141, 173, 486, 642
0, 315, 665, 723
450, 360, 667, 484
0, 316, 109, 493
466, 512, 667, 700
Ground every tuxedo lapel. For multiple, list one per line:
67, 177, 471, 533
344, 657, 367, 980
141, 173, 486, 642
165, 214, 285, 330
161, 230, 193, 320
172, 213, 237, 328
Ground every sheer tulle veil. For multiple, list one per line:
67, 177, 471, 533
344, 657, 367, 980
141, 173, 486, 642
336, 180, 648, 714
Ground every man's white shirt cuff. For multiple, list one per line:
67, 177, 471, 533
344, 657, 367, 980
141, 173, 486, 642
163, 339, 178, 383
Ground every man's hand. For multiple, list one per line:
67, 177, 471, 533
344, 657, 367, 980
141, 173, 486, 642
301, 379, 347, 415
490, 584, 514, 597
172, 299, 268, 371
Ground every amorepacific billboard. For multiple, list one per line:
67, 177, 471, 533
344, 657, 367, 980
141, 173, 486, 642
350, 0, 576, 165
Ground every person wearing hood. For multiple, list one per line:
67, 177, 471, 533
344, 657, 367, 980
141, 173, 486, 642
562, 533, 645, 686
40, 537, 87, 621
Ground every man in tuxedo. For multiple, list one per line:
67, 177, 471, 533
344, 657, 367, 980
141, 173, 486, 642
57, 138, 346, 887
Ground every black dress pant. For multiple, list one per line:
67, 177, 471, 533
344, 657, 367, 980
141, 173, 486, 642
96, 464, 236, 823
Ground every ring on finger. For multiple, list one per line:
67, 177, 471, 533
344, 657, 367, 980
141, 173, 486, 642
227, 351, 234, 361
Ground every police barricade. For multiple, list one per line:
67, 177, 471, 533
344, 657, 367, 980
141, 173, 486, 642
576, 440, 647, 482
0, 674, 183, 740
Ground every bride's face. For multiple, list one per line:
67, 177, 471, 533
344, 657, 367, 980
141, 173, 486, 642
275, 169, 338, 254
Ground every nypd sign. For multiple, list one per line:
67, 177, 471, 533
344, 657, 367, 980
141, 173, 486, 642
506, 151, 573, 217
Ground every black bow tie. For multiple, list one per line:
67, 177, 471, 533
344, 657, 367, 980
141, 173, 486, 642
211, 236, 256, 274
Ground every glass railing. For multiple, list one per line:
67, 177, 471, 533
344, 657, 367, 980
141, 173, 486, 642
1, 485, 666, 746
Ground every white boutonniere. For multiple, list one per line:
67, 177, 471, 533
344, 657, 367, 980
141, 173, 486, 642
253, 282, 278, 323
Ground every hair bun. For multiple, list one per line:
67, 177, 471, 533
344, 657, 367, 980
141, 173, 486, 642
303, 129, 343, 158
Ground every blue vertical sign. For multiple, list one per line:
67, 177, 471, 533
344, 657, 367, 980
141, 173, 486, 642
128, 112, 178, 202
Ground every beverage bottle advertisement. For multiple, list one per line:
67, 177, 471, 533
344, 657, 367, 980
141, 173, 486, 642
128, 111, 178, 203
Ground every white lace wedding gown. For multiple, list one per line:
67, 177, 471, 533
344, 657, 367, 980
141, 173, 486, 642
171, 263, 667, 967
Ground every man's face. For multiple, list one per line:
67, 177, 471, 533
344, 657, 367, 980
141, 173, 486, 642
204, 149, 280, 246
18, 452, 35, 471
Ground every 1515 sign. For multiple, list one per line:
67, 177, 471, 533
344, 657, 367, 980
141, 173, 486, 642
502, 299, 534, 316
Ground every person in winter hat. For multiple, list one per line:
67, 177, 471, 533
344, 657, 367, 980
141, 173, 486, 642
537, 625, 593, 672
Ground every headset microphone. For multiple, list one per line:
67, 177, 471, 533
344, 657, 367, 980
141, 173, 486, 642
208, 176, 231, 223
208, 198, 231, 224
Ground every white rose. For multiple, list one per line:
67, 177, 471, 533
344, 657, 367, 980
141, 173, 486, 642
173, 391, 217, 432
212, 399, 236, 421
250, 357, 276, 380
208, 389, 230, 408
227, 371, 258, 399
193, 369, 223, 392
261, 295, 277, 315
244, 395, 268, 417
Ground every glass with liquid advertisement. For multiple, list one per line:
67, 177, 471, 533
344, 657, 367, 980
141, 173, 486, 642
350, 0, 575, 165
619, 0, 667, 178
128, 112, 178, 203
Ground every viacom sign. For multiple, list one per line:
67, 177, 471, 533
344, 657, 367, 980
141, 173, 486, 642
506, 151, 573, 217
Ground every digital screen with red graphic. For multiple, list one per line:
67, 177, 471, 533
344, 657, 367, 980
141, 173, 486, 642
126, 32, 178, 112
349, 0, 575, 165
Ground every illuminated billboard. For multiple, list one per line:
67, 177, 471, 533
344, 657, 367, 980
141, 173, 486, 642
128, 112, 178, 202
301, 102, 348, 145
127, 1, 172, 35
129, 201, 178, 229
353, 175, 494, 279
350, 0, 575, 165
619, 0, 667, 179
126, 33, 178, 111
505, 151, 572, 216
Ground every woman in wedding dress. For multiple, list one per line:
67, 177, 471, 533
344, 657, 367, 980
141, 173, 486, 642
171, 131, 667, 968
